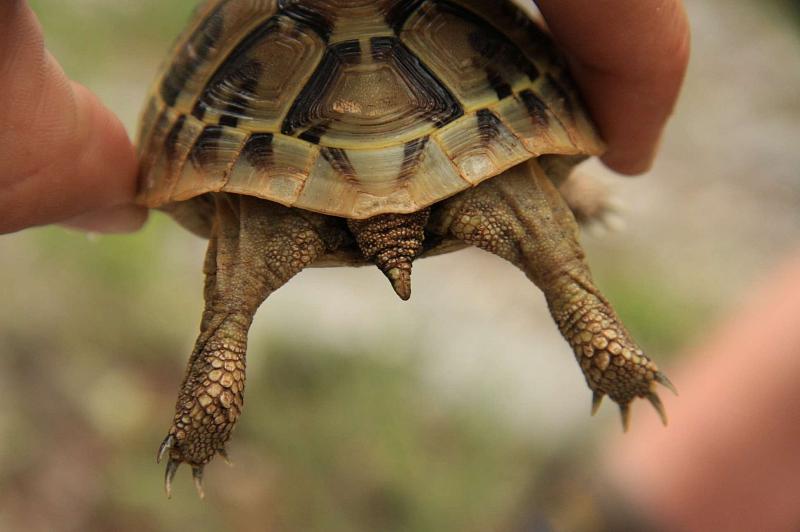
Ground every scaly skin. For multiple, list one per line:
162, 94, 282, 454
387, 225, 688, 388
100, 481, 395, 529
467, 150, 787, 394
429, 159, 672, 427
348, 209, 431, 301
159, 161, 668, 498
158, 195, 346, 498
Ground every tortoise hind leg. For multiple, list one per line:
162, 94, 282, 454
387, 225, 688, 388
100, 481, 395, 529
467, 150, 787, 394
158, 194, 344, 498
429, 159, 674, 428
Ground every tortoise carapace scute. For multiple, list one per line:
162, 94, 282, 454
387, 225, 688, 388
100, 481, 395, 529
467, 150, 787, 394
137, 0, 603, 222
138, 0, 671, 498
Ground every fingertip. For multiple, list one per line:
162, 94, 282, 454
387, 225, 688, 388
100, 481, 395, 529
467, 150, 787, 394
601, 146, 658, 176
537, 0, 690, 176
70, 81, 139, 204
61, 204, 149, 234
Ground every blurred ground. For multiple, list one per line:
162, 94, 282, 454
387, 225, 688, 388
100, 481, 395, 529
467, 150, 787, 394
0, 1, 798, 531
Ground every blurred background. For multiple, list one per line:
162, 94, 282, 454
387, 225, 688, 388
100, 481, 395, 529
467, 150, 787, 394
1, 1, 799, 530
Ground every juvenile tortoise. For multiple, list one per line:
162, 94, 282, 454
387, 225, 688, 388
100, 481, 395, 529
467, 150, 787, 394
137, 0, 674, 497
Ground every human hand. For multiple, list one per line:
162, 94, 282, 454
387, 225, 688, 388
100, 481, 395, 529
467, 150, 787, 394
604, 252, 800, 531
536, 0, 691, 174
0, 0, 146, 235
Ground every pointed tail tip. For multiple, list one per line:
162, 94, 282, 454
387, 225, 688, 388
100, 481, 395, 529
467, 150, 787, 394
386, 267, 412, 301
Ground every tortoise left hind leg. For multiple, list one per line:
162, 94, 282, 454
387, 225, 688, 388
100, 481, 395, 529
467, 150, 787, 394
158, 194, 343, 498
429, 159, 674, 428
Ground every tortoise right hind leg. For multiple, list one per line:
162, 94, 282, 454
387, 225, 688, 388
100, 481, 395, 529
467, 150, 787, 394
158, 195, 344, 498
429, 160, 674, 428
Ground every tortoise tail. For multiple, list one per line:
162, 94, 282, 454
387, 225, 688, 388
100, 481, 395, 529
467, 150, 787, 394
348, 209, 430, 301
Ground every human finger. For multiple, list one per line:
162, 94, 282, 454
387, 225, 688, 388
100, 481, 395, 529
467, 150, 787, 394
0, 1, 141, 234
536, 0, 691, 174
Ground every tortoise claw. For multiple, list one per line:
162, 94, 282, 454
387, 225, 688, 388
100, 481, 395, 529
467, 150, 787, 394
619, 403, 631, 432
219, 447, 233, 467
157, 434, 175, 465
647, 392, 669, 426
656, 371, 678, 396
591, 391, 604, 416
164, 458, 180, 499
192, 465, 206, 499
157, 432, 226, 498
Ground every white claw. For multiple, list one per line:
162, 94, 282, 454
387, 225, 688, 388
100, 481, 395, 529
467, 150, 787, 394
192, 466, 206, 499
656, 372, 678, 396
165, 459, 179, 499
647, 392, 669, 426
219, 447, 233, 467
157, 435, 175, 464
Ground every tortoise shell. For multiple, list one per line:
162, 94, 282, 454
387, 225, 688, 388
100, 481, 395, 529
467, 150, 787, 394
136, 0, 603, 230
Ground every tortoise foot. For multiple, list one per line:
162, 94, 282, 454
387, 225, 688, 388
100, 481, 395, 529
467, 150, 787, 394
553, 286, 676, 430
159, 319, 247, 498
157, 435, 210, 499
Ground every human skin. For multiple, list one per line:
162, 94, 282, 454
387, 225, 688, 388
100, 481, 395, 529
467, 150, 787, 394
0, 0, 145, 234
0, 0, 690, 234
536, 0, 691, 174
604, 253, 800, 531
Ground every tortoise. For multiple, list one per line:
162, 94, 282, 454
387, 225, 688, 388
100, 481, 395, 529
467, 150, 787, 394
136, 0, 674, 498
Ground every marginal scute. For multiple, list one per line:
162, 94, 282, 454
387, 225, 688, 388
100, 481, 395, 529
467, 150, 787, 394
224, 133, 316, 205
173, 125, 249, 201
435, 109, 530, 184
137, 0, 605, 223
534, 74, 604, 155
405, 138, 470, 203
498, 91, 576, 157
139, 106, 180, 204
150, 114, 207, 204
293, 152, 358, 215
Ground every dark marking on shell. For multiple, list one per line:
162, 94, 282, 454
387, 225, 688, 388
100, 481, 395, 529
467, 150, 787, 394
485, 66, 513, 100
384, 0, 426, 33
164, 115, 187, 161
368, 36, 396, 60
193, 15, 283, 126
335, 39, 363, 65
298, 123, 329, 144
524, 63, 540, 82
544, 73, 574, 116
242, 133, 275, 170
321, 147, 357, 180
282, 39, 367, 136
283, 36, 462, 138
160, 6, 224, 107
219, 115, 239, 128
189, 125, 225, 169
467, 28, 539, 83
217, 60, 263, 128
140, 108, 172, 182
388, 38, 464, 128
281, 50, 340, 137
519, 89, 549, 125
279, 0, 335, 42
476, 109, 502, 144
192, 101, 208, 121
399, 137, 429, 180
